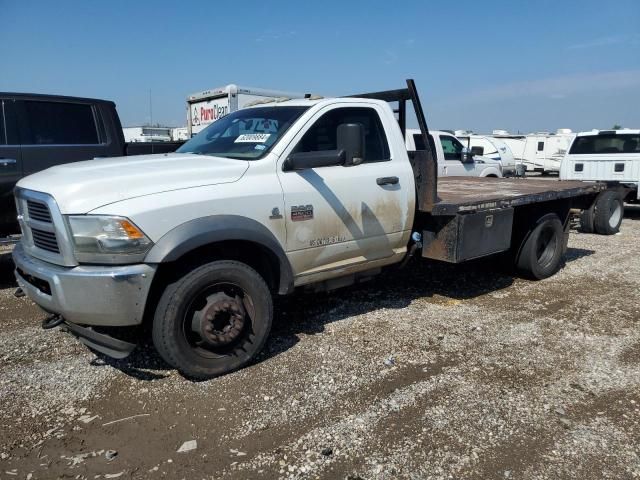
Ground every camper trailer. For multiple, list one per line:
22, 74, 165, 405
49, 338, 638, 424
187, 84, 304, 137
491, 129, 575, 174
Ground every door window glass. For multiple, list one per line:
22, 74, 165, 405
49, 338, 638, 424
23, 101, 99, 145
295, 107, 390, 163
439, 135, 464, 160
537, 141, 545, 151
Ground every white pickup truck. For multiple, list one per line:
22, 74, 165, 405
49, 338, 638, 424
405, 129, 503, 178
13, 80, 608, 379
560, 129, 640, 234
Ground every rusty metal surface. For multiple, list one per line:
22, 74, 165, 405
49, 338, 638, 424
423, 177, 605, 215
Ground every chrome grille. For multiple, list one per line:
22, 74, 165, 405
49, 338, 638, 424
27, 200, 52, 223
31, 228, 60, 253
15, 188, 76, 266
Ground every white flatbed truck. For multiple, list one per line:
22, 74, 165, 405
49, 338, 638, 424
13, 80, 612, 379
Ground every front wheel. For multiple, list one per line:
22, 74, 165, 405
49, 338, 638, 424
152, 260, 273, 379
516, 213, 565, 280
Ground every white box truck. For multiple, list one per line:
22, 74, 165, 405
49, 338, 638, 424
187, 84, 305, 137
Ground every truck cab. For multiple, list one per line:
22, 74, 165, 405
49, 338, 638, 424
406, 129, 502, 178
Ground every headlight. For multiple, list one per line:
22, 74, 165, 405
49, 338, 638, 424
67, 215, 153, 264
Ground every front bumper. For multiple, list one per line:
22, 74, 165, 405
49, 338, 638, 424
13, 242, 156, 327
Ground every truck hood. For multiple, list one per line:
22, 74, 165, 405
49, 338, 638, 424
16, 153, 249, 213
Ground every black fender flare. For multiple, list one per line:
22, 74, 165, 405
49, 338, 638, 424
145, 215, 294, 294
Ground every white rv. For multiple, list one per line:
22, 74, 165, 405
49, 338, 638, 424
187, 84, 304, 137
455, 131, 523, 177
491, 129, 575, 174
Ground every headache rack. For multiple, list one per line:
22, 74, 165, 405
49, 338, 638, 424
347, 79, 438, 211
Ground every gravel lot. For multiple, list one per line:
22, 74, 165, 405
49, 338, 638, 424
1, 208, 639, 480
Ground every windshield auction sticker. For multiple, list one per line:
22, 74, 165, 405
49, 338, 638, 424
235, 133, 271, 143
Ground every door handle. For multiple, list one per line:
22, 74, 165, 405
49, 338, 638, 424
0, 158, 17, 167
376, 176, 399, 186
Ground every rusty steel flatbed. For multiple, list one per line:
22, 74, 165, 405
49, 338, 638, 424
425, 177, 605, 216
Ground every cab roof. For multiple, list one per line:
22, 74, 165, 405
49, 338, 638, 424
577, 129, 640, 136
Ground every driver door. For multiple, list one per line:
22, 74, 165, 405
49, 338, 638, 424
439, 134, 476, 176
276, 104, 413, 284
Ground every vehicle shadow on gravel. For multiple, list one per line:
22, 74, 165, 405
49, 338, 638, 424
260, 247, 593, 364
0, 251, 17, 289
624, 205, 640, 220
82, 246, 597, 381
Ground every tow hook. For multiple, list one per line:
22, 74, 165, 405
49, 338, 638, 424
42, 314, 65, 330
14, 287, 25, 298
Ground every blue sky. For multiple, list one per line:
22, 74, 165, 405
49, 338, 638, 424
1, 0, 638, 133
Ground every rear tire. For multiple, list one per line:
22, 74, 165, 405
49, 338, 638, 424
516, 213, 565, 280
152, 260, 273, 380
593, 190, 623, 235
580, 203, 595, 233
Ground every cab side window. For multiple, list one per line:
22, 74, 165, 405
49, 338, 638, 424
439, 135, 464, 161
295, 107, 390, 163
22, 101, 100, 145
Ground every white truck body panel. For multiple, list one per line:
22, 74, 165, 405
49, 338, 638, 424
406, 129, 502, 178
187, 84, 304, 136
560, 129, 640, 199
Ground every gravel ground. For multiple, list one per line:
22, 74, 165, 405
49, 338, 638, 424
1, 208, 639, 480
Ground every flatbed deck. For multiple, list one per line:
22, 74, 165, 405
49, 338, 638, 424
427, 177, 605, 215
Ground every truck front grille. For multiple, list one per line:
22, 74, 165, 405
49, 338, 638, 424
30, 228, 60, 253
27, 200, 52, 223
15, 188, 76, 266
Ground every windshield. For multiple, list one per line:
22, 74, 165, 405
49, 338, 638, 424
177, 106, 309, 160
570, 134, 640, 154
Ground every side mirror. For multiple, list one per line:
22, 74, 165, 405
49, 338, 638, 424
284, 150, 345, 171
337, 123, 365, 166
461, 147, 474, 163
471, 146, 484, 156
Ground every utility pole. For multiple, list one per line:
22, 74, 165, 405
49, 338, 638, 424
149, 88, 153, 126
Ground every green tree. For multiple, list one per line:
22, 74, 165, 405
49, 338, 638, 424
612, 124, 622, 130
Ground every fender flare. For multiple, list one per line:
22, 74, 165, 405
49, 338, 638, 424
481, 167, 501, 177
145, 215, 294, 294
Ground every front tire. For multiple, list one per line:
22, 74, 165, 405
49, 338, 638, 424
516, 213, 565, 280
593, 190, 623, 235
152, 260, 273, 379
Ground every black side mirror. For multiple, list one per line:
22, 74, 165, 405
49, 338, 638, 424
461, 147, 474, 163
284, 150, 345, 171
471, 146, 484, 156
337, 123, 365, 166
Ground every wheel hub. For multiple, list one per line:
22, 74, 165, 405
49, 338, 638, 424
192, 292, 246, 347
